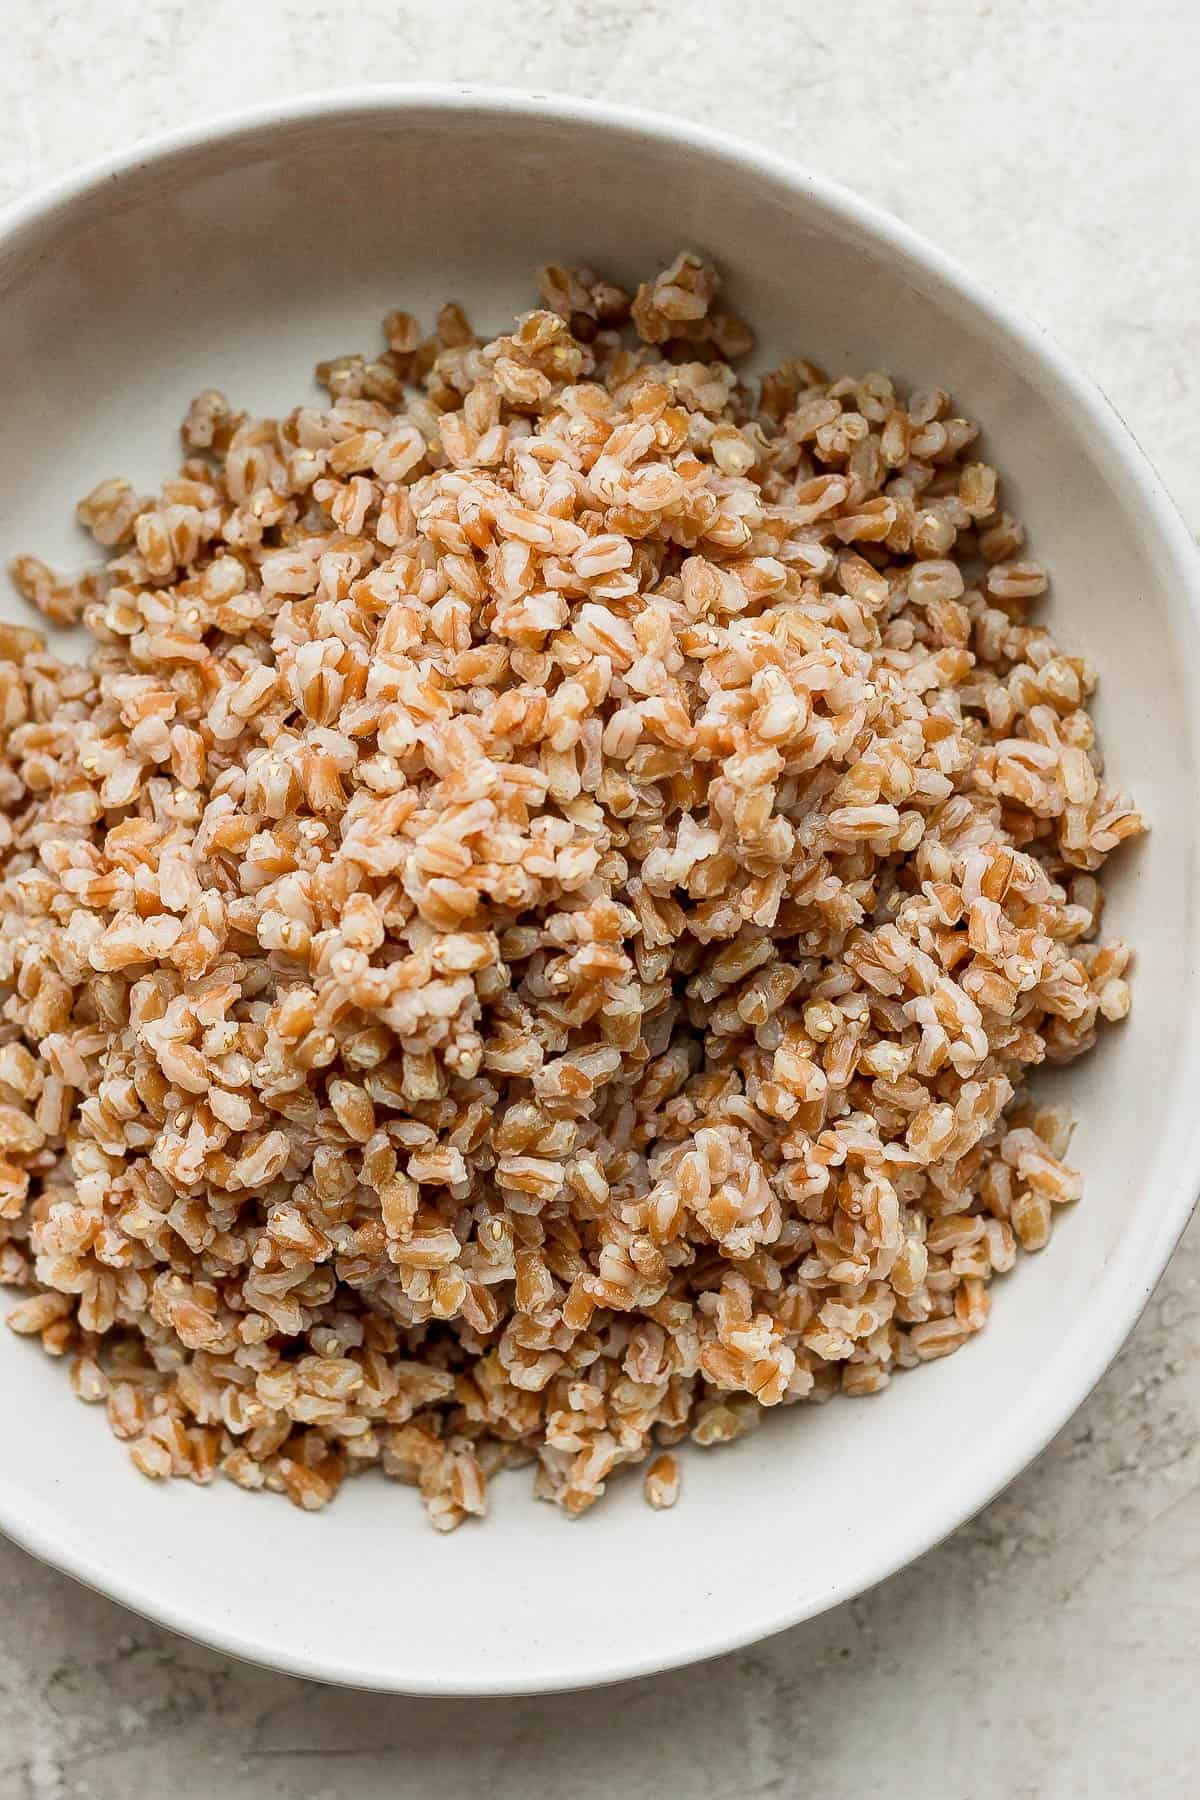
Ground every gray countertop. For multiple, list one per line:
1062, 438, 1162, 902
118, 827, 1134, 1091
2, 3, 1199, 1795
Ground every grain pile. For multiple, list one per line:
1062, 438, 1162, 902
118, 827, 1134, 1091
0, 254, 1141, 1526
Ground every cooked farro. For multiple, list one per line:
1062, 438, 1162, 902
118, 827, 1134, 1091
0, 254, 1141, 1528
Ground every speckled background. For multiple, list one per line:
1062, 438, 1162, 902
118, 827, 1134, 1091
2, 3, 1199, 1795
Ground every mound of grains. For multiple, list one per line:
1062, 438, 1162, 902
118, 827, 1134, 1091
0, 254, 1142, 1528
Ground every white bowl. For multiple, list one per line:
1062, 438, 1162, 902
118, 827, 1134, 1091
2, 86, 1198, 1696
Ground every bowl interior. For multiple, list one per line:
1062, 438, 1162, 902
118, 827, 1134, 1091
2, 94, 1198, 1694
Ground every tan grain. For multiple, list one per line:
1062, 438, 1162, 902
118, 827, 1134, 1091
0, 254, 1141, 1527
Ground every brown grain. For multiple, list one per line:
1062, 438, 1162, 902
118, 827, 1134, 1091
0, 253, 1141, 1527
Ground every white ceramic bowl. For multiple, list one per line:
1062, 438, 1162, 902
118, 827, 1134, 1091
2, 86, 1198, 1696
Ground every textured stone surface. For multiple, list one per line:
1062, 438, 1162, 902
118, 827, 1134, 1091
2, 3, 1199, 1795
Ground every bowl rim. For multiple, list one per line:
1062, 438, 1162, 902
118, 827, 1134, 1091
2, 79, 1199, 1698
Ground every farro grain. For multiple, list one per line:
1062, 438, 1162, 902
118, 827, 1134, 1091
0, 254, 1141, 1527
